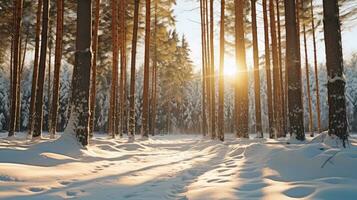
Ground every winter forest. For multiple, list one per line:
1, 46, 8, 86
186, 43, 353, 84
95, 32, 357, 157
0, 0, 357, 199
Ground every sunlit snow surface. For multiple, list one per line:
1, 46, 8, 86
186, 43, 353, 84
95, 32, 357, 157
0, 132, 357, 200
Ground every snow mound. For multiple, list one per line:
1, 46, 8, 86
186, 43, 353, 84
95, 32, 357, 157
268, 142, 357, 181
311, 131, 351, 148
0, 133, 82, 166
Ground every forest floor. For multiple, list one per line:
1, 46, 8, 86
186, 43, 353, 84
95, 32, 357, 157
0, 132, 357, 200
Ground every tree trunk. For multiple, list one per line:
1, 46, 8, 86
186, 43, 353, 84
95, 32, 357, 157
8, 0, 23, 137
50, 0, 64, 137
235, 0, 249, 138
209, 0, 216, 139
89, 0, 101, 136
205, 0, 211, 136
47, 28, 52, 132
276, 0, 287, 137
200, 0, 208, 137
150, 0, 158, 136
251, 0, 262, 138
33, 0, 49, 138
270, 0, 283, 138
150, 61, 157, 136
218, 0, 225, 141
28, 0, 42, 136
16, 31, 29, 131
303, 23, 313, 136
128, 0, 140, 141
65, 0, 92, 146
322, 0, 348, 146
119, 0, 127, 137
285, 0, 305, 140
108, 0, 119, 138
142, 0, 151, 138
310, 0, 321, 134
263, 0, 274, 138
9, 35, 13, 131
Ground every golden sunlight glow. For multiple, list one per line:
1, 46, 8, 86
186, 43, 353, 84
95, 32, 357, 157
223, 57, 237, 78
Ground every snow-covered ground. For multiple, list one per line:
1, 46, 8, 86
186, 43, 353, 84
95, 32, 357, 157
0, 132, 357, 200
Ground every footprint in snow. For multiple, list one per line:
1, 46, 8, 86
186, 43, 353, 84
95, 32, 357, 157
239, 170, 261, 179
235, 182, 268, 191
123, 193, 138, 198
217, 168, 229, 173
66, 191, 78, 197
239, 167, 258, 172
28, 187, 46, 193
207, 178, 220, 183
220, 172, 235, 177
0, 175, 19, 182
224, 160, 235, 165
226, 164, 238, 168
59, 181, 72, 186
283, 186, 315, 198
232, 155, 243, 160
217, 179, 230, 183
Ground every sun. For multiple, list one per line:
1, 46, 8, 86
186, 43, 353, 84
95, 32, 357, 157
223, 57, 237, 78
224, 65, 237, 77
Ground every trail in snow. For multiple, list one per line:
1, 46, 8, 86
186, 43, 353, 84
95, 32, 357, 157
0, 133, 357, 200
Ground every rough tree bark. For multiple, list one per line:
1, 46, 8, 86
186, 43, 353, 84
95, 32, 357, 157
50, 0, 64, 137
142, 0, 151, 138
276, 0, 287, 137
128, 0, 140, 141
47, 29, 52, 132
108, 0, 119, 138
8, 0, 23, 137
322, 0, 348, 146
303, 23, 313, 135
263, 0, 274, 138
310, 0, 321, 134
270, 0, 283, 138
65, 0, 92, 146
209, 0, 215, 139
235, 0, 249, 138
218, 0, 225, 141
28, 0, 43, 136
33, 0, 50, 138
200, 0, 207, 137
119, 0, 127, 137
285, 0, 305, 140
89, 0, 101, 136
16, 30, 29, 132
150, 0, 158, 136
251, 0, 263, 138
205, 0, 211, 136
